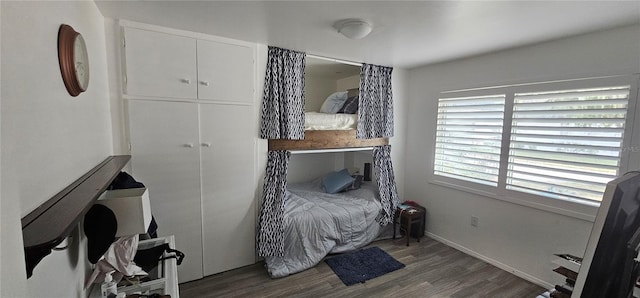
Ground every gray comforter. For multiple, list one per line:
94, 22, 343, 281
264, 179, 385, 278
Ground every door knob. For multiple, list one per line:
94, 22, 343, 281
183, 143, 194, 148
202, 142, 212, 147
199, 81, 210, 86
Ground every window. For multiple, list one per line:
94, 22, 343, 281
434, 95, 505, 186
507, 86, 630, 202
433, 77, 637, 206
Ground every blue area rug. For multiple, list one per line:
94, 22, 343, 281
325, 246, 405, 286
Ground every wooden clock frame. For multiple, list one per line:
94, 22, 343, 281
58, 24, 88, 97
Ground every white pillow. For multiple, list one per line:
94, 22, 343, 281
319, 91, 349, 113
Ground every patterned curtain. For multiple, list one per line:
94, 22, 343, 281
257, 150, 291, 257
357, 64, 394, 139
373, 145, 400, 226
260, 46, 306, 140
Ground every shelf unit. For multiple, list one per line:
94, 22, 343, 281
88, 236, 179, 298
21, 155, 131, 278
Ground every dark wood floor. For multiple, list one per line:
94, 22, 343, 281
180, 237, 546, 297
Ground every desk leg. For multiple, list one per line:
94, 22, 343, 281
418, 218, 422, 242
406, 217, 411, 246
393, 218, 397, 239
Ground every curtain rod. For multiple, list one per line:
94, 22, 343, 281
306, 54, 362, 67
290, 147, 374, 155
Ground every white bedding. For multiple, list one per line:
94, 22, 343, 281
264, 179, 386, 278
305, 112, 357, 130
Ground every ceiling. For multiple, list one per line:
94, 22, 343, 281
95, 1, 640, 69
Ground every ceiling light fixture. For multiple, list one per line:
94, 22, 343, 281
334, 19, 372, 39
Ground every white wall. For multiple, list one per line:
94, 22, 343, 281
1, 1, 113, 297
344, 151, 373, 175
337, 74, 359, 91
305, 76, 335, 112
288, 153, 344, 184
405, 24, 640, 287
287, 150, 374, 184
306, 72, 360, 112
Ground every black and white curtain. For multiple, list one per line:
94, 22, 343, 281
257, 150, 291, 257
260, 46, 306, 140
357, 64, 394, 139
373, 145, 400, 226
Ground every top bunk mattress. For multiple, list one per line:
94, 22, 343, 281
305, 112, 357, 130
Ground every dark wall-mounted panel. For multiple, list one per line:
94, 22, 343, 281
21, 155, 131, 278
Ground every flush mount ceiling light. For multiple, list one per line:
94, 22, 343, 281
334, 19, 372, 39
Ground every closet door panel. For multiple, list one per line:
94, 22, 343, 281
200, 104, 256, 275
128, 100, 203, 282
196, 40, 254, 103
124, 28, 197, 99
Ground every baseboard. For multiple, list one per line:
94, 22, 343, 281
426, 232, 554, 290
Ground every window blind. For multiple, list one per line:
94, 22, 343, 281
434, 95, 506, 186
507, 86, 630, 201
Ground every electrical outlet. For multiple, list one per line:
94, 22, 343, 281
471, 216, 479, 227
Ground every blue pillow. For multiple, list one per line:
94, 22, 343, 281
323, 169, 355, 194
338, 95, 359, 114
319, 91, 349, 113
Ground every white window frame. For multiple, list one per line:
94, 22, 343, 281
429, 75, 640, 221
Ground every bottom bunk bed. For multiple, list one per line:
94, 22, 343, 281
264, 178, 391, 278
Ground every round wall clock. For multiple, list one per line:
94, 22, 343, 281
58, 24, 89, 97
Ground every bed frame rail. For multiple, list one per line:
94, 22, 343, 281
268, 130, 388, 151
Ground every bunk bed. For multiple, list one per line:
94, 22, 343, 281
264, 89, 390, 277
257, 46, 398, 278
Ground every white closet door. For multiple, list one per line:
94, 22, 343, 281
128, 100, 204, 282
196, 40, 254, 103
124, 28, 197, 99
200, 103, 256, 275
